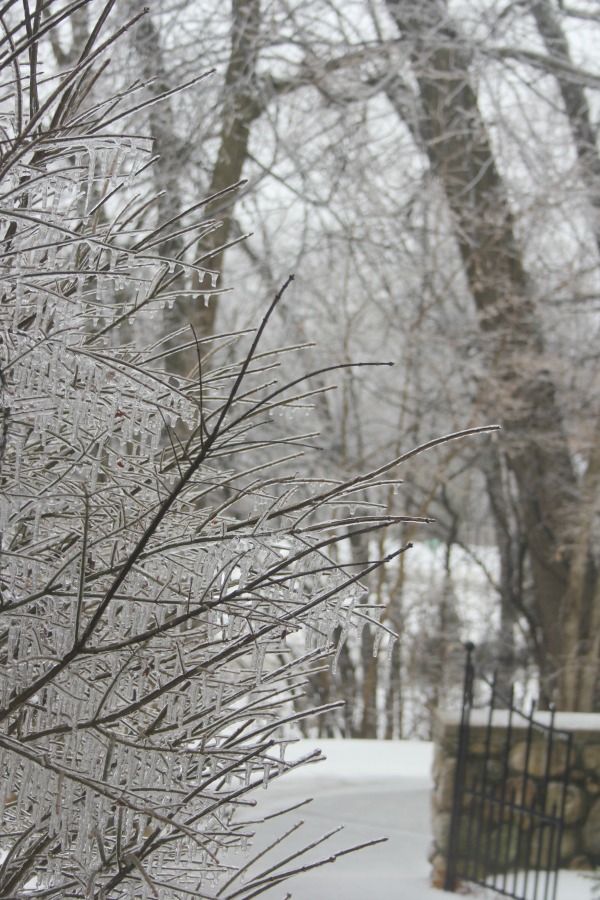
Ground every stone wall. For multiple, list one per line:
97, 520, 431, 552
430, 709, 600, 887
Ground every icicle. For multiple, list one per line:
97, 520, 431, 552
48, 772, 61, 837
179, 753, 191, 784
278, 741, 288, 774
355, 614, 367, 640
332, 629, 348, 676
32, 500, 43, 541
109, 144, 127, 189
324, 609, 337, 643
254, 642, 267, 684
387, 633, 397, 660
51, 180, 63, 216
75, 273, 85, 304
372, 626, 384, 658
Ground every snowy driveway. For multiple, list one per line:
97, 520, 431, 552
241, 739, 592, 900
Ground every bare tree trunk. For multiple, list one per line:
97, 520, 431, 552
480, 444, 531, 696
526, 5, 600, 706
385, 0, 599, 709
334, 635, 360, 738
130, 0, 263, 376
345, 528, 378, 738
559, 413, 600, 709
385, 634, 402, 740
530, 1, 600, 252
201, 0, 262, 279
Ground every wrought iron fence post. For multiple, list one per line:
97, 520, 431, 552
442, 645, 572, 900
444, 641, 475, 892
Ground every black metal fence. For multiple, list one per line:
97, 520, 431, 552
444, 643, 573, 900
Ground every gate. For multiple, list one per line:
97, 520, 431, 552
444, 643, 573, 899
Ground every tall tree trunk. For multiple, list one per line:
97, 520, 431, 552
530, 1, 600, 253
130, 0, 263, 376
526, 6, 600, 705
385, 0, 599, 709
202, 0, 262, 278
348, 528, 379, 738
480, 443, 532, 696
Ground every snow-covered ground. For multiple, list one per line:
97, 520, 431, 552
241, 739, 594, 899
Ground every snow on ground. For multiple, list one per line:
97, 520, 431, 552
240, 739, 594, 899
